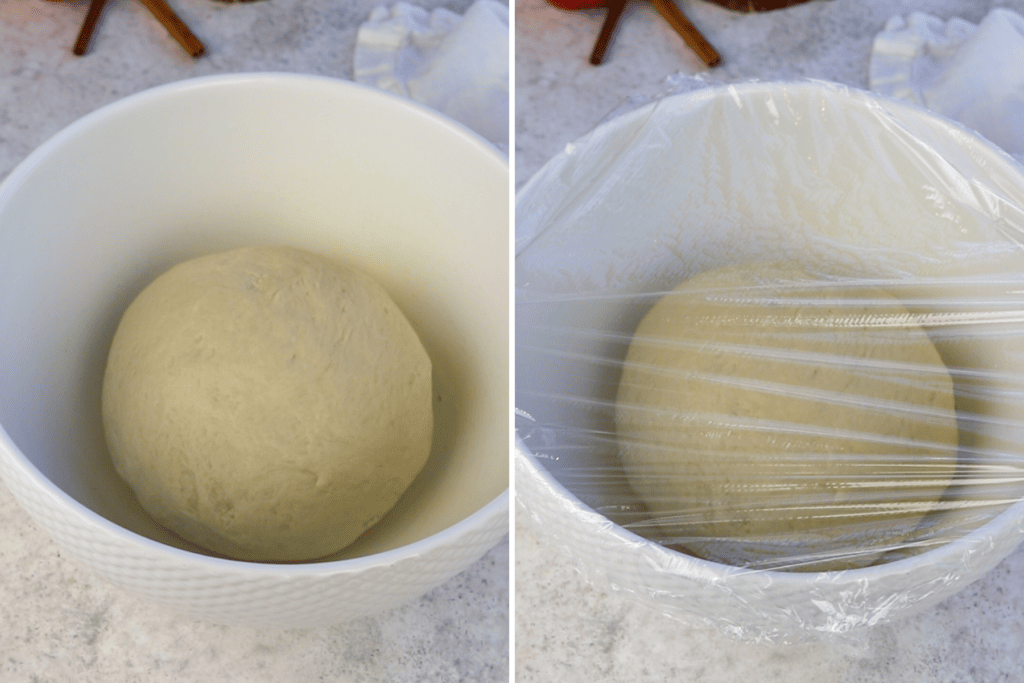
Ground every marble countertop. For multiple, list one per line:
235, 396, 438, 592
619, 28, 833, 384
515, 0, 1024, 679
0, 2, 507, 682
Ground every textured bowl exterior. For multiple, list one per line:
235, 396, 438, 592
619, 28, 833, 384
0, 73, 508, 627
516, 443, 1023, 644
514, 81, 1024, 645
1, 444, 507, 628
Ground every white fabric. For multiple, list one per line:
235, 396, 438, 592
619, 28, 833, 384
869, 8, 1024, 164
355, 1, 509, 151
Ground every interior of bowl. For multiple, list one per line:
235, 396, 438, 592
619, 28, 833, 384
515, 81, 1024, 572
0, 73, 508, 562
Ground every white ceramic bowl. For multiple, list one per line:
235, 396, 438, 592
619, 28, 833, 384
0, 73, 508, 628
516, 81, 1024, 644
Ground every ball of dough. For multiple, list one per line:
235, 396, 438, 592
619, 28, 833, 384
615, 263, 958, 572
102, 246, 433, 562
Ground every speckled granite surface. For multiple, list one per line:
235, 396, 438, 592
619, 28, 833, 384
0, 2, 507, 681
515, 0, 1024, 678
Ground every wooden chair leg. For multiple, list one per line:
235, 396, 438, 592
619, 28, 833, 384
136, 0, 206, 57
73, 0, 108, 56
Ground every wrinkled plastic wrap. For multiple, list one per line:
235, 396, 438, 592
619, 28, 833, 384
515, 79, 1024, 652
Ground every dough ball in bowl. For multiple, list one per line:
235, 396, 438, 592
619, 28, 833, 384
101, 246, 433, 562
615, 263, 959, 571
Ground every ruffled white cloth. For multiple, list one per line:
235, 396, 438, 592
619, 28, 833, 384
354, 1, 509, 151
869, 8, 1024, 164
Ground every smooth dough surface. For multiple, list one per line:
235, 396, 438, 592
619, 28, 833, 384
102, 246, 433, 562
615, 263, 958, 571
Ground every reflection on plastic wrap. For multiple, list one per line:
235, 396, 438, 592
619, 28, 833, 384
515, 79, 1024, 650
522, 264, 1024, 570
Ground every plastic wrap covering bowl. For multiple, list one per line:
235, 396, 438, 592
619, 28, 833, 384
0, 73, 508, 628
515, 80, 1024, 646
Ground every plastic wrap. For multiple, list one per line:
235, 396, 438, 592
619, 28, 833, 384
515, 79, 1024, 651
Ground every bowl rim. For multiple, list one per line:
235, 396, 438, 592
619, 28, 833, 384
515, 79, 1024, 255
514, 79, 1024, 584
1, 71, 507, 207
0, 71, 510, 575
